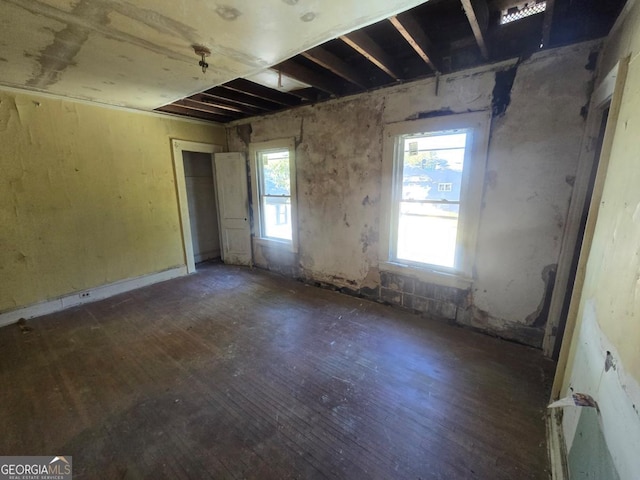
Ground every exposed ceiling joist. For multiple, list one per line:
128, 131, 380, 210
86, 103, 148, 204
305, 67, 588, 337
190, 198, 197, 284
194, 93, 264, 115
301, 47, 369, 89
208, 87, 284, 111
541, 0, 556, 48
224, 79, 301, 107
158, 105, 233, 124
340, 31, 402, 81
174, 99, 243, 119
188, 98, 244, 115
200, 90, 273, 112
461, 0, 490, 59
275, 60, 345, 95
389, 13, 441, 73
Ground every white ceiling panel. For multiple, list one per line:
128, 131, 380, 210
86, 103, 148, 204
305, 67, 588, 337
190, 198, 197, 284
0, 0, 428, 110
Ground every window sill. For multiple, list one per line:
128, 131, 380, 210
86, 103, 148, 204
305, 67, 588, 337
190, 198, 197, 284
380, 261, 473, 289
253, 236, 297, 254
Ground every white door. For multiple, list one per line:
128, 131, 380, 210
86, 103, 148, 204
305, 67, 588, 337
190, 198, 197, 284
213, 152, 252, 265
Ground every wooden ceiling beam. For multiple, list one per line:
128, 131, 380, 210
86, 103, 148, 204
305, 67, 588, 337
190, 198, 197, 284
157, 104, 234, 123
224, 78, 301, 107
205, 87, 283, 111
173, 99, 243, 119
541, 0, 556, 48
275, 61, 346, 95
190, 93, 263, 115
301, 47, 369, 89
389, 13, 441, 73
340, 31, 402, 81
200, 90, 272, 112
461, 0, 490, 59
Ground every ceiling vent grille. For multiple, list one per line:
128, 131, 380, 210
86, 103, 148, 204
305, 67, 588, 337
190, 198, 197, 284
500, 1, 547, 25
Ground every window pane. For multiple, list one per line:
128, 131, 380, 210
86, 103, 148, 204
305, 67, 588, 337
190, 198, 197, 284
261, 150, 290, 196
263, 196, 292, 240
402, 133, 466, 202
397, 202, 459, 268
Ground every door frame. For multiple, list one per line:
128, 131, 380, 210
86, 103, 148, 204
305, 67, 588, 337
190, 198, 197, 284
171, 139, 224, 274
548, 57, 630, 398
543, 60, 627, 359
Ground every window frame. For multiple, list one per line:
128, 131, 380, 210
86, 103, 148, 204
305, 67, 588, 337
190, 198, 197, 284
379, 112, 491, 288
249, 138, 298, 252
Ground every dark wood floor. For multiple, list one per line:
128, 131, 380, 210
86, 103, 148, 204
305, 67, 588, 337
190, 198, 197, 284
1, 263, 555, 479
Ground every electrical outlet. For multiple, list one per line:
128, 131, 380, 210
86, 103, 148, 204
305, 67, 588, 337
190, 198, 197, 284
80, 292, 91, 299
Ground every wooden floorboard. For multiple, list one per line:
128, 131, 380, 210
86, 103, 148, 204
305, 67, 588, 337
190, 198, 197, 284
0, 263, 555, 479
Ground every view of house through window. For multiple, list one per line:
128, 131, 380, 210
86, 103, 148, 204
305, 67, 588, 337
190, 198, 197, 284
396, 131, 468, 269
258, 149, 292, 241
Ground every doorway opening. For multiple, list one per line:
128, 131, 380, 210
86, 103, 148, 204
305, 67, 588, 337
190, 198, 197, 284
543, 59, 627, 361
171, 140, 223, 273
183, 151, 221, 267
552, 104, 610, 359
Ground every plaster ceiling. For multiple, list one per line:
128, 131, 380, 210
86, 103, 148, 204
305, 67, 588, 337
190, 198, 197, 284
0, 0, 428, 110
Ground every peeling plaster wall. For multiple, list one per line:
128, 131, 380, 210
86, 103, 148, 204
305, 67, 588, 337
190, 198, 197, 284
461, 45, 592, 346
227, 41, 597, 348
0, 89, 225, 313
560, 2, 640, 478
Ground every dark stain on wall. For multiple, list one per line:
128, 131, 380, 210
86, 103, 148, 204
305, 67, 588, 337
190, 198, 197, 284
457, 302, 547, 347
492, 65, 518, 117
585, 51, 599, 71
526, 264, 557, 328
235, 123, 252, 147
359, 225, 378, 254
416, 108, 455, 119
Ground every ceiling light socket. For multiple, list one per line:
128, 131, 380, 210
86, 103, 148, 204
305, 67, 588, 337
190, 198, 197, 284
193, 45, 211, 74
193, 45, 211, 58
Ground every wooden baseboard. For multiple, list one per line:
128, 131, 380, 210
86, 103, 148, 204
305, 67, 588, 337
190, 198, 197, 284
546, 410, 569, 480
0, 266, 188, 327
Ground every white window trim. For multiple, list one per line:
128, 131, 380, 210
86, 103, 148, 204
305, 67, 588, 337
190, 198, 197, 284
249, 138, 298, 253
379, 111, 491, 288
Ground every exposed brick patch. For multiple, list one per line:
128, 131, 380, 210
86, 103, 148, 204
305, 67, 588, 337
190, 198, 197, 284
380, 287, 402, 305
358, 286, 380, 301
414, 282, 462, 303
404, 294, 457, 320
380, 272, 415, 294
259, 265, 544, 348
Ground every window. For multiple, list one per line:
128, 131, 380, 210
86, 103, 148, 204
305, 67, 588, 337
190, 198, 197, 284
380, 113, 490, 286
249, 139, 297, 250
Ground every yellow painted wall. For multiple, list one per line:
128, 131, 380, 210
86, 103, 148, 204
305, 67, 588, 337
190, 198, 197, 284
0, 89, 225, 313
558, 3, 640, 478
590, 1, 640, 382
563, 0, 640, 388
